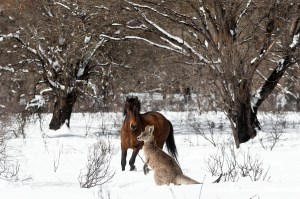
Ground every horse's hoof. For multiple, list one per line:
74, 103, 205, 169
130, 165, 136, 171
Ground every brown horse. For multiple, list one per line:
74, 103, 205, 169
121, 96, 178, 171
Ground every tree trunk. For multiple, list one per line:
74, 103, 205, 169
49, 90, 77, 130
297, 98, 300, 111
229, 56, 292, 148
231, 102, 260, 148
227, 80, 261, 148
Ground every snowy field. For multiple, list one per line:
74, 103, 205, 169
1, 111, 300, 199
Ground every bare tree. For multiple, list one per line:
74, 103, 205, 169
101, 0, 300, 147
0, 0, 122, 130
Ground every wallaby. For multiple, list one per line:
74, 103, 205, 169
137, 125, 200, 185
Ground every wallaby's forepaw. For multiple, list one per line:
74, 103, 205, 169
143, 164, 150, 175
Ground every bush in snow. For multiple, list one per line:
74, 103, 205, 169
259, 111, 286, 151
205, 141, 270, 182
79, 138, 115, 188
0, 130, 21, 182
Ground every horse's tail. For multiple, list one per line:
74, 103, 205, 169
166, 121, 179, 163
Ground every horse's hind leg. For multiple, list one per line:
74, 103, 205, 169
121, 148, 127, 171
129, 148, 139, 171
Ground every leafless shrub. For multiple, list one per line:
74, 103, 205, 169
205, 142, 270, 182
98, 113, 110, 136
79, 138, 115, 188
0, 132, 24, 182
82, 113, 95, 137
53, 145, 63, 173
260, 112, 286, 150
183, 135, 195, 147
97, 186, 111, 199
190, 121, 218, 147
0, 158, 20, 182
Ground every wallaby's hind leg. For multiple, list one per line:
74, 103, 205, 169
154, 169, 173, 185
154, 174, 165, 185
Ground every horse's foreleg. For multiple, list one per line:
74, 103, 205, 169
121, 148, 127, 171
129, 148, 139, 171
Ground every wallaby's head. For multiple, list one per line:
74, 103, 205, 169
137, 125, 154, 143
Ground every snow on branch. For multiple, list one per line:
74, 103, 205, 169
289, 33, 299, 48
48, 79, 65, 91
25, 95, 45, 110
53, 1, 75, 15
0, 31, 38, 55
0, 32, 20, 41
77, 38, 106, 78
250, 40, 276, 66
0, 66, 15, 72
237, 0, 252, 24
53, 0, 88, 18
140, 13, 209, 63
100, 34, 185, 55
255, 69, 297, 100
125, 0, 168, 17
125, 0, 209, 63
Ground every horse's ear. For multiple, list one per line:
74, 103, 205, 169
149, 125, 154, 135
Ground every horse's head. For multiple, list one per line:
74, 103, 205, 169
123, 96, 141, 131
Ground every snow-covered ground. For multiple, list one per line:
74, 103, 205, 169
1, 111, 300, 199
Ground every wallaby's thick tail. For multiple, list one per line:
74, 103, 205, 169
166, 121, 178, 162
175, 174, 200, 185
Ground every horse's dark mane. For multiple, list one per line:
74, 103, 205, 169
123, 96, 141, 116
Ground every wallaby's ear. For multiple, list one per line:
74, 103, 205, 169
149, 125, 154, 135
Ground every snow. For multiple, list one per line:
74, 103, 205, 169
251, 88, 262, 111
1, 112, 300, 199
237, 0, 252, 24
276, 59, 285, 72
204, 40, 208, 48
84, 36, 91, 44
48, 79, 66, 91
25, 95, 45, 110
0, 32, 20, 41
0, 66, 15, 72
250, 57, 257, 64
289, 33, 299, 48
230, 29, 236, 36
77, 67, 85, 77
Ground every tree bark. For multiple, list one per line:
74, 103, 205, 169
231, 102, 260, 148
227, 79, 261, 148
49, 90, 77, 130
254, 56, 292, 111
231, 56, 292, 148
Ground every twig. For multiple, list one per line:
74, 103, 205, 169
199, 175, 206, 199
